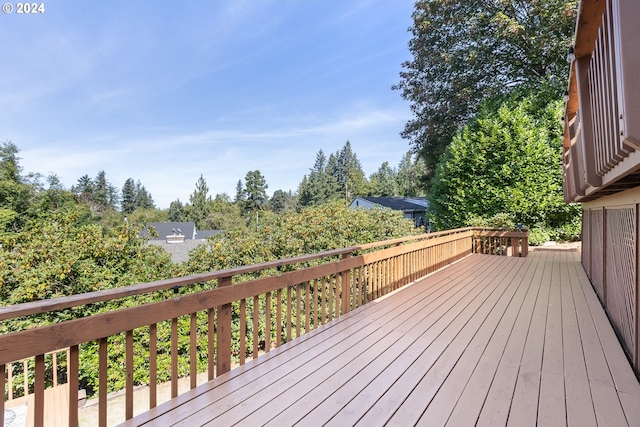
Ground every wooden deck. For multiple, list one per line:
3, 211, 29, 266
122, 250, 640, 427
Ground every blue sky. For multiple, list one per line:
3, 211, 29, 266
1, 0, 415, 208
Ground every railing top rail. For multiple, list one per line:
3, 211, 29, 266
0, 227, 505, 322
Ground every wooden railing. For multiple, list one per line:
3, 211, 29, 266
0, 227, 527, 427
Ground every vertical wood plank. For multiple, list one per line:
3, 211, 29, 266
171, 318, 178, 398
313, 280, 319, 329
22, 361, 27, 396
149, 323, 158, 407
99, 338, 108, 427
305, 282, 311, 333
286, 287, 293, 341
7, 361, 12, 400
328, 276, 334, 322
1, 363, 5, 427
52, 352, 58, 387
253, 295, 260, 359
34, 354, 44, 427
216, 276, 233, 375
190, 312, 197, 389
340, 252, 355, 314
276, 288, 283, 347
240, 299, 246, 365
321, 277, 327, 325
207, 309, 215, 380
126, 330, 134, 420
265, 292, 271, 353
68, 346, 79, 427
296, 285, 302, 338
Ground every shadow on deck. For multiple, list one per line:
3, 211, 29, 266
124, 250, 640, 426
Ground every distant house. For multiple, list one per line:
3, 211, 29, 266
349, 196, 429, 229
140, 222, 197, 242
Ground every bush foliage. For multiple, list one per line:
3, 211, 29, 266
427, 93, 581, 242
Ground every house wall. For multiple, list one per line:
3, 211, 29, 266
582, 187, 640, 375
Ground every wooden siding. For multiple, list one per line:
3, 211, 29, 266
123, 251, 640, 427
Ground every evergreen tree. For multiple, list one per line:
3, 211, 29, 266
327, 141, 367, 201
93, 171, 109, 209
135, 181, 155, 210
167, 199, 185, 222
0, 141, 33, 233
244, 170, 268, 224
396, 152, 426, 197
121, 178, 137, 214
299, 150, 338, 207
369, 162, 398, 196
72, 175, 95, 204
188, 175, 211, 229
234, 180, 246, 203
270, 190, 297, 214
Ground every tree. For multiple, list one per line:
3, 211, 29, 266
135, 181, 155, 210
121, 178, 137, 214
0, 141, 34, 233
396, 151, 426, 197
369, 162, 398, 196
394, 0, 578, 185
427, 94, 580, 238
269, 190, 297, 214
244, 170, 268, 225
167, 199, 186, 222
299, 150, 338, 207
327, 141, 368, 201
188, 175, 211, 229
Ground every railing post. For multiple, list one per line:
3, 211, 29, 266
511, 237, 518, 257
341, 253, 352, 315
1, 363, 5, 427
216, 276, 233, 376
69, 346, 79, 427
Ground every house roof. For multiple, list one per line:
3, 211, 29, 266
353, 196, 427, 211
140, 222, 197, 240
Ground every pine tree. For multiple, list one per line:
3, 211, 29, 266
244, 170, 268, 225
121, 178, 137, 214
189, 175, 211, 229
167, 199, 185, 222
300, 150, 338, 207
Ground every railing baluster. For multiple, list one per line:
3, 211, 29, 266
296, 284, 302, 338
305, 282, 311, 333
312, 279, 319, 329
126, 329, 134, 420
1, 363, 5, 427
150, 323, 158, 407
190, 312, 197, 389
7, 361, 12, 401
99, 337, 108, 427
327, 276, 333, 322
69, 345, 79, 427
286, 286, 292, 341
276, 288, 283, 347
321, 277, 327, 325
240, 299, 246, 365
265, 292, 271, 353
253, 295, 260, 359
171, 318, 179, 398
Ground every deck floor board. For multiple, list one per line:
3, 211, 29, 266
122, 251, 640, 427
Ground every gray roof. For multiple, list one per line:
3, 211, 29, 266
196, 230, 223, 239
140, 222, 197, 240
353, 196, 427, 212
